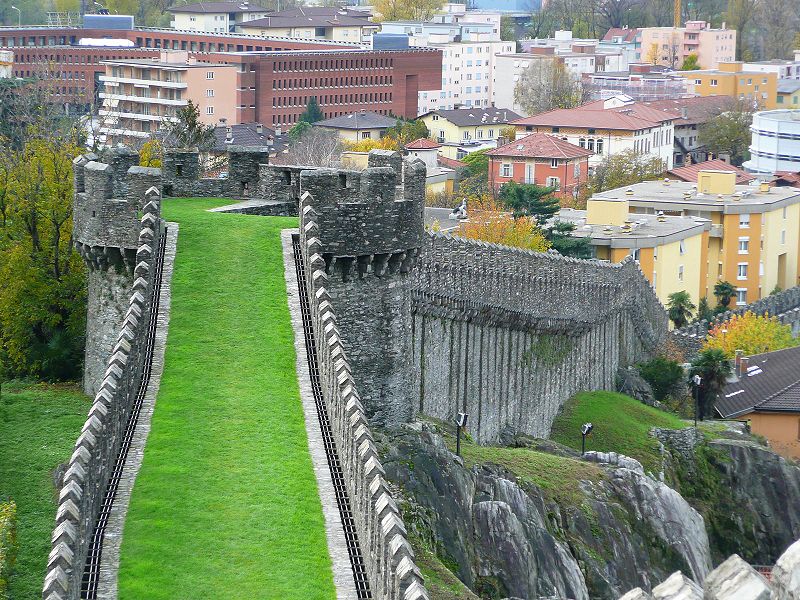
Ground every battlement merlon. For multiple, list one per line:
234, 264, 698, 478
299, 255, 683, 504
299, 153, 425, 260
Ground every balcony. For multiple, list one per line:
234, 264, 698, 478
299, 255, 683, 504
98, 125, 150, 138
99, 92, 187, 106
709, 224, 724, 238
100, 74, 187, 89
99, 109, 179, 123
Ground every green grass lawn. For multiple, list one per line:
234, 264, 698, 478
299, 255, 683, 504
0, 381, 90, 599
550, 391, 688, 473
118, 199, 335, 600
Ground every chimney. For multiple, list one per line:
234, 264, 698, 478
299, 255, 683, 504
735, 349, 744, 376
219, 117, 228, 125
275, 127, 282, 136
226, 128, 233, 142
739, 356, 749, 376
680, 106, 688, 119
256, 123, 263, 134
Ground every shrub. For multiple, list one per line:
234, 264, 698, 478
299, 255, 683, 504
637, 357, 685, 402
703, 311, 799, 358
0, 501, 17, 600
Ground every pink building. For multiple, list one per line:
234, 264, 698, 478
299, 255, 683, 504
637, 21, 736, 70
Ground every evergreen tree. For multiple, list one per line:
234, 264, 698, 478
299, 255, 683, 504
498, 182, 560, 222
546, 221, 593, 259
299, 97, 324, 124
689, 348, 732, 420
713, 281, 737, 310
163, 100, 216, 150
667, 291, 695, 328
696, 296, 714, 322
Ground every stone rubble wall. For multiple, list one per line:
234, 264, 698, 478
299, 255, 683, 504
619, 538, 800, 600
411, 233, 668, 442
298, 204, 429, 599
671, 286, 800, 358
43, 183, 164, 600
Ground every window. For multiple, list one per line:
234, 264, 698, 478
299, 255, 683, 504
551, 127, 559, 133
587, 138, 595, 152
781, 230, 786, 244
206, 106, 214, 115
737, 263, 748, 280
546, 176, 560, 190
432, 115, 439, 121
361, 131, 371, 139
738, 238, 749, 254
206, 71, 215, 79
206, 89, 214, 97
710, 79, 718, 86
678, 265, 684, 281
739, 213, 750, 228
736, 288, 747, 305
579, 137, 586, 148
501, 163, 512, 177
596, 139, 604, 154
550, 158, 559, 168
783, 206, 788, 219
679, 240, 686, 255
632, 248, 640, 262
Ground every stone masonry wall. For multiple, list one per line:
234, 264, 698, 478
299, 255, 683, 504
43, 182, 164, 600
411, 234, 668, 443
671, 286, 800, 358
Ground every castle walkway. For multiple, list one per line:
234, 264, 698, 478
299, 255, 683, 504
115, 199, 336, 599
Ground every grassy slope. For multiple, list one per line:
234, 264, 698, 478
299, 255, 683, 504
550, 391, 688, 472
0, 382, 89, 599
118, 199, 335, 599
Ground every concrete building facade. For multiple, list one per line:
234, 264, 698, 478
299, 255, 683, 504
638, 21, 736, 70
744, 109, 800, 176
679, 62, 778, 109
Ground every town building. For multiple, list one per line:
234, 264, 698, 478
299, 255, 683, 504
583, 63, 691, 102
98, 50, 240, 144
167, 2, 270, 33
667, 159, 754, 185
486, 133, 592, 199
557, 198, 710, 306
743, 109, 800, 176
313, 110, 398, 141
777, 80, 800, 109
594, 171, 800, 304
637, 21, 736, 70
600, 27, 641, 65
743, 59, 800, 81
403, 138, 460, 195
238, 8, 378, 42
419, 107, 522, 158
519, 31, 628, 72
678, 62, 778, 109
209, 121, 288, 156
716, 346, 800, 459
492, 53, 557, 113
639, 95, 733, 166
511, 96, 677, 170
378, 19, 514, 113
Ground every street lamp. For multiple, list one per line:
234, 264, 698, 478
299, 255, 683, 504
455, 412, 468, 457
693, 374, 702, 426
581, 422, 593, 455
10, 5, 20, 27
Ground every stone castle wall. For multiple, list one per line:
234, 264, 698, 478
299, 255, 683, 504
411, 234, 668, 442
44, 172, 164, 600
671, 286, 800, 358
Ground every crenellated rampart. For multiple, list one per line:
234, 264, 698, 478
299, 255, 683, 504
43, 159, 165, 600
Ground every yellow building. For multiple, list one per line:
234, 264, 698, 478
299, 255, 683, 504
777, 80, 800, 109
678, 62, 778, 109
591, 171, 800, 308
419, 107, 522, 159
558, 199, 710, 307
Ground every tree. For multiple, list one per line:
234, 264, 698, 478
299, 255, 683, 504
500, 15, 516, 41
458, 214, 551, 252
544, 220, 594, 258
299, 97, 324, 124
0, 135, 86, 380
680, 53, 701, 70
696, 296, 714, 322
373, 0, 445, 20
139, 139, 163, 168
288, 120, 312, 143
589, 149, 666, 193
162, 100, 216, 151
461, 149, 491, 177
498, 182, 560, 222
689, 348, 732, 419
637, 356, 685, 402
667, 291, 696, 328
713, 280, 737, 309
384, 118, 429, 145
697, 99, 756, 166
513, 59, 586, 116
645, 42, 660, 65
275, 126, 342, 168
703, 311, 799, 357
726, 0, 759, 59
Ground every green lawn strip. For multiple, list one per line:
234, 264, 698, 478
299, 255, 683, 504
0, 381, 89, 599
550, 391, 689, 473
119, 199, 335, 599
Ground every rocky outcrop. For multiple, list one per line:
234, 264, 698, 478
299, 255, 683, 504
380, 425, 712, 599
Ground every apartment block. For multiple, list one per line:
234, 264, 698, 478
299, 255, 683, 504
638, 21, 736, 70
419, 107, 522, 158
583, 63, 691, 102
238, 8, 378, 42
167, 1, 270, 33
744, 109, 800, 176
678, 62, 778, 109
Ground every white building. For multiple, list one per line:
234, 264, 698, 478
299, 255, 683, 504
520, 31, 628, 72
167, 1, 270, 33
379, 18, 513, 114
493, 53, 556, 113
0, 50, 13, 78
744, 109, 800, 176
743, 60, 800, 81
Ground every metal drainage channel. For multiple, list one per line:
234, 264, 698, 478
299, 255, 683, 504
81, 227, 168, 599
292, 234, 373, 599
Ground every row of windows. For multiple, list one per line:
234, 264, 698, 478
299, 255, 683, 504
272, 75, 393, 90
15, 52, 145, 64
272, 92, 392, 108
269, 107, 394, 126
272, 57, 394, 72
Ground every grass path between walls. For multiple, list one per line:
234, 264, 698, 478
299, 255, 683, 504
0, 381, 89, 599
118, 199, 336, 600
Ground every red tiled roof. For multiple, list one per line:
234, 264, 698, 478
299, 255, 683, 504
437, 155, 466, 169
668, 159, 755, 184
405, 138, 441, 149
773, 171, 800, 186
486, 133, 593, 159
602, 27, 639, 42
641, 96, 733, 126
512, 107, 662, 131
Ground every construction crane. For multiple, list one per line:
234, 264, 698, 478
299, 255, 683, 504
674, 0, 681, 28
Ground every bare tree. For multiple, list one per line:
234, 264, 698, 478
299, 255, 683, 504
754, 0, 800, 59
273, 126, 343, 168
514, 59, 587, 116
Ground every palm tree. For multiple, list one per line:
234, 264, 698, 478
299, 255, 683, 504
713, 281, 737, 310
689, 348, 732, 420
667, 291, 695, 328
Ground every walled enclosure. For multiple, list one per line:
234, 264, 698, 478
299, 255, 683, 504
44, 150, 164, 600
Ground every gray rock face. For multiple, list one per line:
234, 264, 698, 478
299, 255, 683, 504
617, 366, 659, 408
703, 555, 771, 600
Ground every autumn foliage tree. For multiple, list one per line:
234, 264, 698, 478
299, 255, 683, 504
457, 214, 551, 252
703, 311, 799, 358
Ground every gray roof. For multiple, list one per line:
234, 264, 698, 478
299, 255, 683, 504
422, 107, 523, 127
716, 346, 800, 418
314, 111, 398, 130
211, 123, 288, 153
778, 80, 800, 94
167, 2, 268, 13
240, 12, 375, 29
